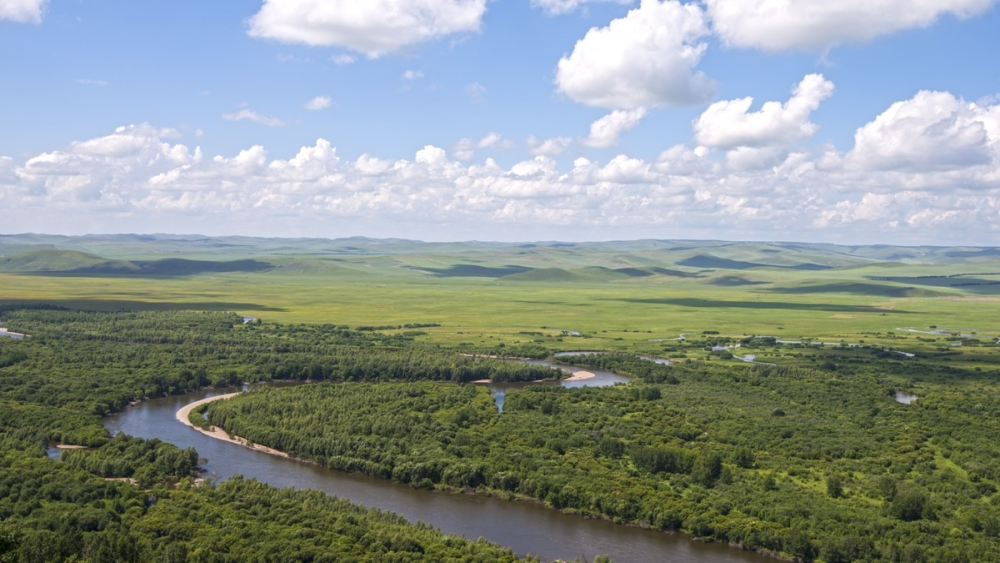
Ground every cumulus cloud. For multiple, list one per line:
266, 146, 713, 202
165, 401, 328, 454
532, 0, 634, 15
402, 70, 424, 80
653, 144, 714, 177
847, 90, 999, 173
724, 146, 787, 171
582, 108, 647, 148
304, 96, 332, 110
694, 74, 835, 149
528, 135, 573, 156
247, 0, 488, 57
555, 0, 714, 109
4, 101, 999, 242
0, 0, 47, 23
222, 109, 286, 127
704, 0, 997, 51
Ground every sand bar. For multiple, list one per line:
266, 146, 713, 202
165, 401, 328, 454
563, 370, 596, 382
175, 392, 290, 459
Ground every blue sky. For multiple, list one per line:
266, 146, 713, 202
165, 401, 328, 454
1, 0, 999, 244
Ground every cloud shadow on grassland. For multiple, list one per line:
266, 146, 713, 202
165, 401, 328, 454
614, 298, 911, 314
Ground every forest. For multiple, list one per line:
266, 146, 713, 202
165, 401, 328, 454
0, 308, 558, 562
201, 367, 1000, 563
1, 302, 1000, 562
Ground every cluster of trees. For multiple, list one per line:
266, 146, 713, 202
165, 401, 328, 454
61, 434, 199, 488
0, 455, 527, 562
0, 308, 560, 562
0, 309, 559, 418
205, 361, 1000, 562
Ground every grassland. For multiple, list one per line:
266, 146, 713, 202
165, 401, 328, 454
1, 236, 998, 362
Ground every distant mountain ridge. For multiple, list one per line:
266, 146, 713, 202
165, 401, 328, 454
1, 234, 998, 274
0, 249, 273, 277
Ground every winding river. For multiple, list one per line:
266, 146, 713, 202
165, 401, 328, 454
104, 361, 769, 563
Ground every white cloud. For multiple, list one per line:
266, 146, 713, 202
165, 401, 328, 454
4, 106, 999, 243
247, 0, 488, 57
531, 0, 633, 15
847, 90, 999, 173
528, 135, 573, 156
402, 70, 424, 80
654, 144, 714, 176
331, 54, 356, 65
451, 132, 511, 161
555, 0, 714, 109
724, 146, 786, 171
475, 132, 501, 150
466, 82, 487, 103
415, 145, 449, 166
694, 74, 834, 149
0, 0, 47, 23
77, 79, 109, 87
704, 0, 997, 51
304, 95, 333, 111
451, 139, 478, 162
222, 109, 286, 127
582, 108, 647, 148
14, 124, 199, 207
598, 155, 653, 183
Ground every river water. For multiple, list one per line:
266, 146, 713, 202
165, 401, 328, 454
104, 370, 769, 563
483, 358, 631, 412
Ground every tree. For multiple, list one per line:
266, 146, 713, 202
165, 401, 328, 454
826, 474, 844, 498
0, 521, 20, 563
889, 485, 928, 522
785, 528, 817, 562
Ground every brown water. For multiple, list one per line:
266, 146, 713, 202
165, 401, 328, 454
105, 387, 770, 563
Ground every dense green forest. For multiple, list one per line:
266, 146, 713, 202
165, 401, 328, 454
204, 370, 1000, 563
0, 308, 559, 562
0, 456, 526, 562
2, 306, 1000, 561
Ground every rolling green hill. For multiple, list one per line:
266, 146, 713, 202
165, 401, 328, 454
0, 249, 120, 272
0, 249, 273, 277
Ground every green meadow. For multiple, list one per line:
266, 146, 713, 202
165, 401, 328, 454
1, 235, 998, 358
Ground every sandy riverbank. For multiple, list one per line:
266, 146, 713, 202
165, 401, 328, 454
175, 392, 290, 459
471, 369, 596, 384
563, 370, 595, 382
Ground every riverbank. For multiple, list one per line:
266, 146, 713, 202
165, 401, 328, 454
175, 392, 292, 459
472, 369, 596, 384
165, 388, 774, 563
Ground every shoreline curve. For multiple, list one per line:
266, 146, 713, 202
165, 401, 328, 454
175, 392, 291, 459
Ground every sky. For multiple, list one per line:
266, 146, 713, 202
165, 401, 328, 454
1, 0, 999, 245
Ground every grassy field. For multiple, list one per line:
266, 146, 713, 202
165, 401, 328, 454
1, 237, 998, 365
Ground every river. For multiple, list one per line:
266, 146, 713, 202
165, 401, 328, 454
104, 367, 769, 563
482, 358, 631, 412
